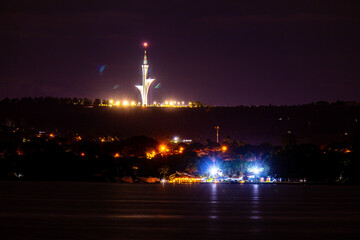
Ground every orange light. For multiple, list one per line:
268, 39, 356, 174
114, 153, 120, 158
143, 42, 148, 47
159, 145, 166, 152
222, 146, 227, 152
179, 147, 184, 151
80, 152, 85, 157
49, 133, 54, 138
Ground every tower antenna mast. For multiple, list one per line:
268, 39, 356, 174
215, 126, 219, 143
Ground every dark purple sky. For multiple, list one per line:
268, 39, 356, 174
1, 0, 360, 106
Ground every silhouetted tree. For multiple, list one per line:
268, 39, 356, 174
93, 99, 101, 106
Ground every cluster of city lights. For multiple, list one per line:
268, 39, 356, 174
108, 99, 137, 107
163, 101, 187, 106
107, 99, 190, 107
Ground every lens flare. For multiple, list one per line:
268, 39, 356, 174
98, 65, 106, 74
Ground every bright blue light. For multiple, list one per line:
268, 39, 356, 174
248, 166, 263, 174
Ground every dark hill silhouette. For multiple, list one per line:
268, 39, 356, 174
1, 99, 359, 145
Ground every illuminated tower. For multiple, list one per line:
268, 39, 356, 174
136, 42, 155, 106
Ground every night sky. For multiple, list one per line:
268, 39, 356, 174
1, 0, 360, 106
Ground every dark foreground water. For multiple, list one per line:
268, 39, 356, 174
1, 182, 360, 240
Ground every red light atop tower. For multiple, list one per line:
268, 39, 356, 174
143, 42, 148, 47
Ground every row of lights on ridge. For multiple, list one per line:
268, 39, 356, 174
108, 99, 190, 107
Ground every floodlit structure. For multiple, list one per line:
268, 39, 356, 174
136, 42, 155, 106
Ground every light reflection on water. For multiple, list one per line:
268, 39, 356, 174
250, 184, 262, 220
1, 182, 360, 240
209, 183, 218, 219
111, 214, 183, 219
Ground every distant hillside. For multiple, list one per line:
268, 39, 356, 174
1, 99, 360, 145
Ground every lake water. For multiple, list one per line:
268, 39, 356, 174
1, 182, 360, 240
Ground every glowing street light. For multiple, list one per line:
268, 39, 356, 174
248, 166, 264, 182
159, 145, 167, 152
210, 166, 218, 176
249, 167, 263, 175
209, 166, 222, 177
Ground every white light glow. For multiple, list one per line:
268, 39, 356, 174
210, 167, 218, 176
249, 167, 263, 174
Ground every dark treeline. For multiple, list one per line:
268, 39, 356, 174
0, 125, 359, 183
1, 97, 360, 145
0, 97, 108, 106
2, 97, 360, 106
2, 96, 360, 108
